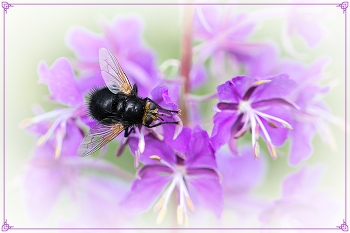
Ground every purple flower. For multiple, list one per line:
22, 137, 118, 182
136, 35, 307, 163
211, 75, 298, 158
260, 166, 341, 228
21, 138, 132, 226
120, 126, 223, 225
20, 58, 89, 158
246, 52, 335, 165
66, 15, 159, 97
193, 6, 272, 81
279, 58, 335, 165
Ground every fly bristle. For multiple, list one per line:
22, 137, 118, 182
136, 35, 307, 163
86, 86, 107, 118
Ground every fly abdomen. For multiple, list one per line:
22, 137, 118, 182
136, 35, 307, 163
88, 87, 116, 121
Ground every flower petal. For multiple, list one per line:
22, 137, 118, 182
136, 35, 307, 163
38, 58, 84, 106
211, 111, 238, 151
288, 122, 316, 166
150, 85, 178, 111
137, 164, 173, 179
216, 146, 267, 194
252, 74, 297, 101
164, 126, 192, 153
120, 171, 171, 214
217, 76, 251, 102
186, 126, 217, 169
186, 175, 224, 218
66, 26, 105, 63
22, 157, 63, 223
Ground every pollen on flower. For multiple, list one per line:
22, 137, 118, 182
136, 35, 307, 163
151, 165, 196, 225
282, 122, 293, 130
150, 155, 162, 162
55, 147, 61, 159
254, 142, 260, 158
267, 143, 277, 159
19, 118, 32, 128
252, 79, 271, 86
177, 205, 184, 225
154, 197, 165, 212
186, 196, 195, 212
36, 136, 46, 146
156, 206, 167, 225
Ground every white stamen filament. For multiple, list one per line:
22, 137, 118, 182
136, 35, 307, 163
154, 177, 177, 224
253, 109, 293, 130
134, 150, 140, 170
153, 166, 194, 225
254, 115, 277, 159
237, 99, 292, 158
173, 115, 183, 140
254, 115, 273, 143
24, 107, 79, 150
54, 121, 67, 159
138, 129, 145, 153
37, 113, 70, 146
248, 112, 258, 156
19, 108, 70, 128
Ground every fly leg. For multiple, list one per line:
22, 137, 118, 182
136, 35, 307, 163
124, 127, 135, 137
144, 97, 181, 115
143, 121, 179, 128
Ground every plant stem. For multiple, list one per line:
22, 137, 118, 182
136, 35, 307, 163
179, 4, 194, 126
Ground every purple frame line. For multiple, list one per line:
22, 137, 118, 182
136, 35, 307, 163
8, 227, 339, 231
1, 1, 347, 232
345, 5, 348, 223
2, 5, 5, 225
10, 2, 336, 5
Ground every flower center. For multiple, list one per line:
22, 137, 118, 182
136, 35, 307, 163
238, 100, 252, 113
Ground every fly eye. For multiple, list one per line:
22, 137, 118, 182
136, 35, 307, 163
149, 102, 157, 110
145, 115, 153, 126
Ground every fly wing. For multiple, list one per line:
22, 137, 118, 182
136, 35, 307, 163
99, 48, 133, 95
77, 122, 125, 157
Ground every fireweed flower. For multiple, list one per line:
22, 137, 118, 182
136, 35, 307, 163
246, 50, 335, 165
66, 15, 159, 97
21, 126, 132, 226
211, 75, 298, 158
121, 126, 223, 225
20, 58, 90, 158
193, 5, 276, 81
116, 85, 183, 169
279, 58, 336, 165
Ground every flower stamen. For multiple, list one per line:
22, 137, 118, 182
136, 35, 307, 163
253, 109, 293, 130
254, 115, 277, 159
154, 177, 177, 224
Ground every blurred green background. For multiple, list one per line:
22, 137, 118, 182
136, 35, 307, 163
1, 0, 347, 228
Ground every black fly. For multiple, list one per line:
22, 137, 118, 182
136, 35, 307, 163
77, 48, 181, 157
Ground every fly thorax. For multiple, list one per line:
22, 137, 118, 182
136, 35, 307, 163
123, 100, 144, 121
